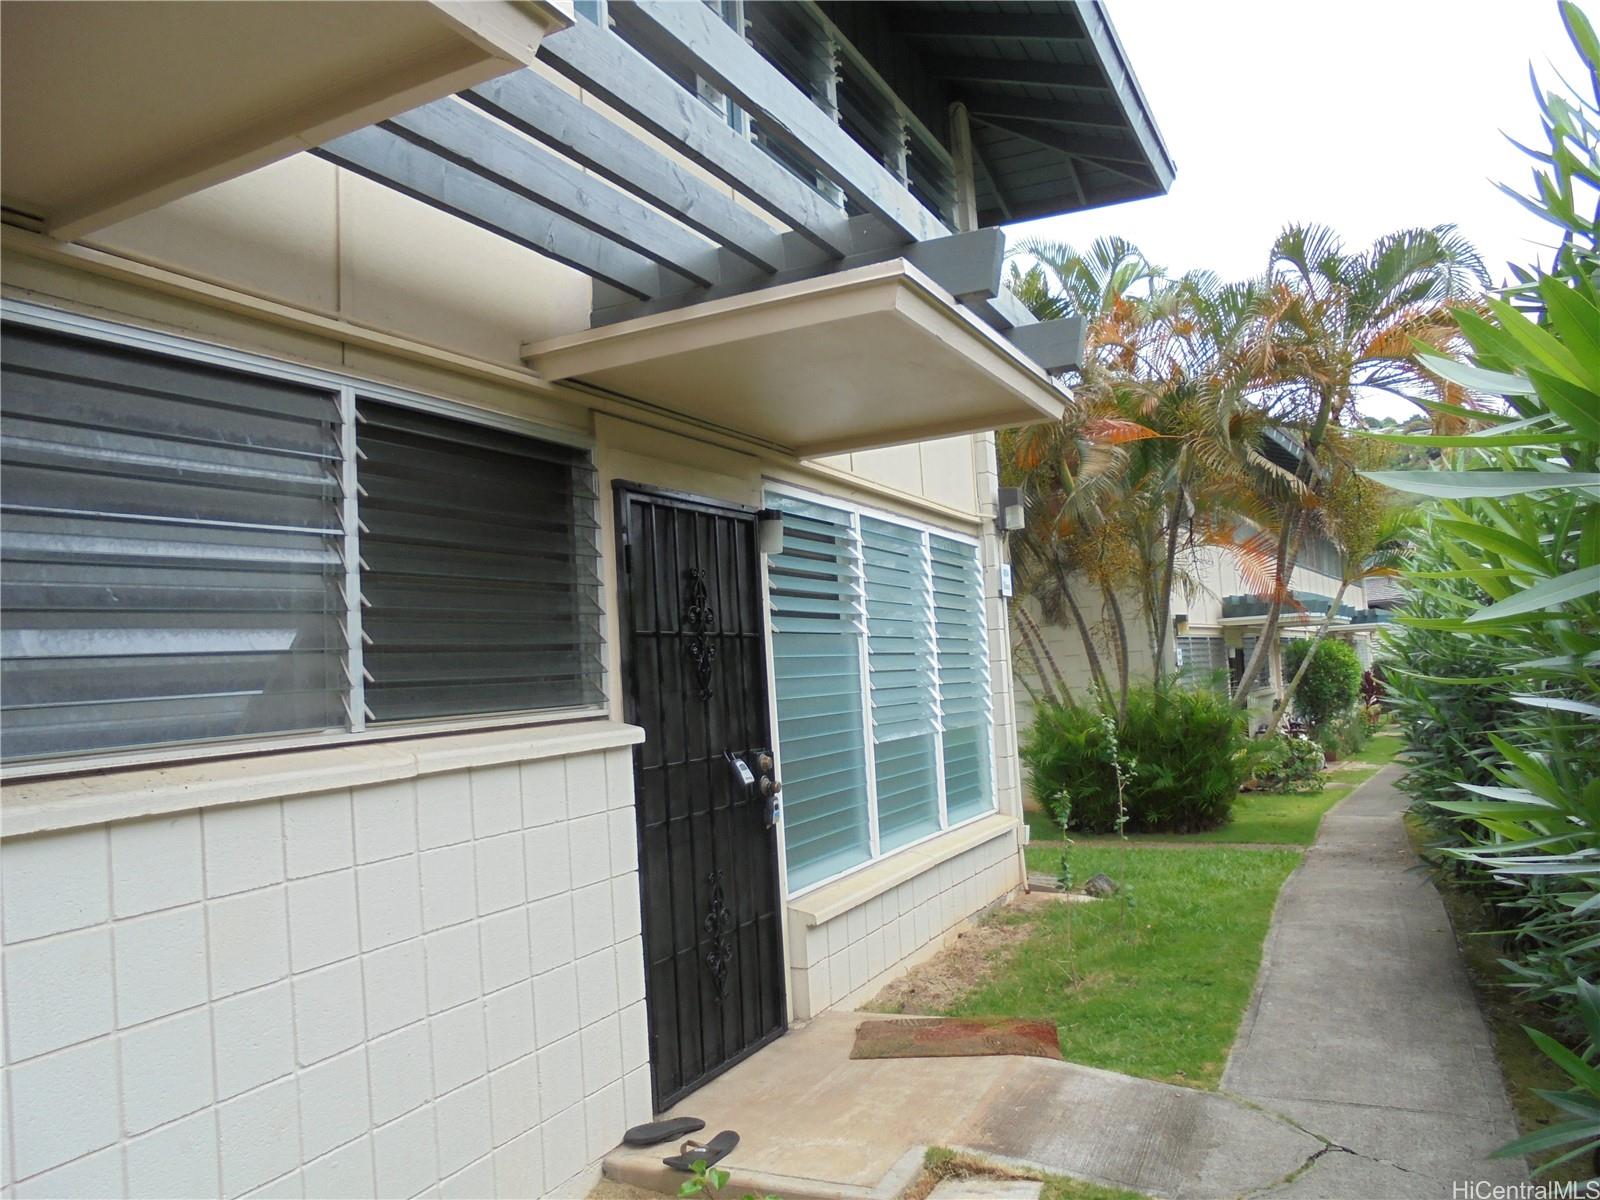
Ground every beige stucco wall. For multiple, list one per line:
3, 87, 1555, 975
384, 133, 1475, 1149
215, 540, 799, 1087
59, 65, 981, 525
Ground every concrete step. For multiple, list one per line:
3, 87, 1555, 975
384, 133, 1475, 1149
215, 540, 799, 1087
601, 1142, 926, 1200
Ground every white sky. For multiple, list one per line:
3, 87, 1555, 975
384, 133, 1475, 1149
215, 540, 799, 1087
1003, 0, 1587, 418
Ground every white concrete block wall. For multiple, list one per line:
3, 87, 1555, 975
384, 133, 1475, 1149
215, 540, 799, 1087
0, 747, 649, 1199
787, 828, 1020, 1020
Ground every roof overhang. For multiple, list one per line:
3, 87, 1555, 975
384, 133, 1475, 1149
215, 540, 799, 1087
522, 259, 1067, 456
867, 0, 1175, 224
0, 0, 573, 240
1219, 614, 1352, 629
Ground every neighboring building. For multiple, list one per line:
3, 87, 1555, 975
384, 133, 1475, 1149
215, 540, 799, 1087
0, 2, 1171, 1197
1014, 442, 1391, 732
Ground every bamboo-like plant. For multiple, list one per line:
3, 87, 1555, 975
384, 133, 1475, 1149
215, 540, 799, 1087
1366, 0, 1600, 1171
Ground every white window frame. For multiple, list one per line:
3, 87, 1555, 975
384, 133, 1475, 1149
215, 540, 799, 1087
0, 300, 609, 781
762, 480, 997, 899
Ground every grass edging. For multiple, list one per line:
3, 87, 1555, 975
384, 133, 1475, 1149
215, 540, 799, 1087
905, 1147, 1148, 1200
1405, 812, 1586, 1182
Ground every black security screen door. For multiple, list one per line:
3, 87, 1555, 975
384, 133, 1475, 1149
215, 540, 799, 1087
615, 485, 786, 1110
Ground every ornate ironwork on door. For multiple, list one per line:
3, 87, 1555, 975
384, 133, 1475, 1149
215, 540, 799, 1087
615, 485, 787, 1112
703, 870, 735, 1002
682, 566, 718, 701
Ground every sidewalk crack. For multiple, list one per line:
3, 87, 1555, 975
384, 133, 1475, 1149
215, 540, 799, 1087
1219, 1089, 1426, 1195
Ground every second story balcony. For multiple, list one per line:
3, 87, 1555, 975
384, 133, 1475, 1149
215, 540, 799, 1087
2, 0, 1174, 457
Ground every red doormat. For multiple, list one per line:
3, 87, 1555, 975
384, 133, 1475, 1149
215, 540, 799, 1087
850, 1017, 1063, 1061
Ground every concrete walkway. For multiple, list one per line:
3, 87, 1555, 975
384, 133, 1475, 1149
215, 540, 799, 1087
1224, 764, 1526, 1197
604, 767, 1528, 1200
604, 1011, 1324, 1199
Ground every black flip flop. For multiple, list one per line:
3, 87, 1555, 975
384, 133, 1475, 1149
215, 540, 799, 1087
662, 1130, 739, 1172
622, 1117, 706, 1147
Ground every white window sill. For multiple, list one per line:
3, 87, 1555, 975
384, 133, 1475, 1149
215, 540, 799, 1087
0, 720, 644, 839
787, 811, 1019, 928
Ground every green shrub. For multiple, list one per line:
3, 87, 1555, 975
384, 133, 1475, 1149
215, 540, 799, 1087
1315, 709, 1370, 760
1022, 685, 1251, 834
1282, 638, 1361, 729
1250, 734, 1326, 793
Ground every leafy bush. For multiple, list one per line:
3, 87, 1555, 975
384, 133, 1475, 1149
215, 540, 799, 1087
1250, 734, 1326, 793
1282, 638, 1362, 730
1315, 710, 1370, 760
1022, 685, 1251, 833
1379, 542, 1526, 861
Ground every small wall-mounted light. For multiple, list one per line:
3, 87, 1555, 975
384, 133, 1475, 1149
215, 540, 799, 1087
996, 486, 1025, 534
756, 509, 785, 555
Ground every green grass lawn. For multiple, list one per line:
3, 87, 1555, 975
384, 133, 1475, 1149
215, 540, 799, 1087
969, 735, 1405, 1088
920, 1149, 1149, 1200
1347, 731, 1405, 765
949, 842, 1301, 1088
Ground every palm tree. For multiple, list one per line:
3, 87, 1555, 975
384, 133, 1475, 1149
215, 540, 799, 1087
1002, 238, 1165, 716
1009, 245, 1284, 699
1227, 223, 1487, 709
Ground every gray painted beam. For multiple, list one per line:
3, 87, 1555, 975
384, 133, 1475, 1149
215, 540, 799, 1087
903, 227, 1003, 302
1007, 316, 1088, 374
923, 56, 1107, 90
384, 100, 723, 289
889, 11, 1088, 41
537, 17, 857, 259
965, 287, 1036, 334
962, 92, 1130, 132
970, 140, 1013, 222
312, 126, 664, 300
463, 71, 787, 274
613, 0, 949, 244
970, 115, 1149, 168
590, 222, 1005, 325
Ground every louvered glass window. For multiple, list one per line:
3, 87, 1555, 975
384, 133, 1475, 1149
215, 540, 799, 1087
767, 492, 995, 894
0, 318, 604, 764
0, 324, 347, 761
355, 402, 604, 720
931, 534, 992, 823
860, 518, 940, 852
1177, 635, 1228, 691
766, 495, 871, 890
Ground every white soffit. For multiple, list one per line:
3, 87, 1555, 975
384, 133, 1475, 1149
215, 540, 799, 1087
521, 260, 1068, 457
0, 0, 573, 240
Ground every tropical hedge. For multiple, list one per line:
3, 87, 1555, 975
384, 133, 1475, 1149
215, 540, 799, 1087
1372, 2, 1600, 1170
1021, 685, 1252, 834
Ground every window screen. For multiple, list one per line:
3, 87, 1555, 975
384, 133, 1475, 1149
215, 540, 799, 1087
0, 320, 606, 764
355, 400, 605, 722
0, 324, 347, 760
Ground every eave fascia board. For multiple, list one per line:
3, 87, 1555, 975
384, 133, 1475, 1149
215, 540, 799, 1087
521, 258, 1068, 452
1075, 0, 1176, 191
